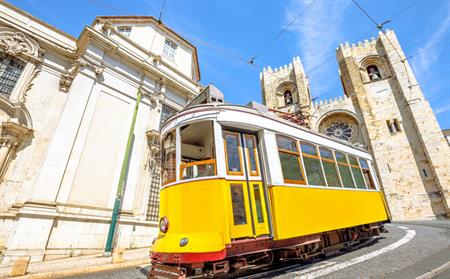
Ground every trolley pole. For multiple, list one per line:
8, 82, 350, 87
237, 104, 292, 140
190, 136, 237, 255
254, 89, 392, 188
104, 89, 142, 255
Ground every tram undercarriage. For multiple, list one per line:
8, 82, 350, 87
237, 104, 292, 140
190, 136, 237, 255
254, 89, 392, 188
148, 222, 385, 279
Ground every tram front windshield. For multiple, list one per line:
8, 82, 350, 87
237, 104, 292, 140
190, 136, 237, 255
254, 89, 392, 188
161, 121, 216, 185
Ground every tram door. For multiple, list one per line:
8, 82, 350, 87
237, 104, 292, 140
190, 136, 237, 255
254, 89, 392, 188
223, 131, 270, 240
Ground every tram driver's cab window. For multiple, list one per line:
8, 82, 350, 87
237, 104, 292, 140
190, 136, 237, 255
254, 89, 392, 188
180, 121, 216, 180
162, 131, 176, 185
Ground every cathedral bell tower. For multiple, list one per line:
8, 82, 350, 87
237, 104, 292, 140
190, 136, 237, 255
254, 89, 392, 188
260, 56, 312, 127
337, 30, 450, 220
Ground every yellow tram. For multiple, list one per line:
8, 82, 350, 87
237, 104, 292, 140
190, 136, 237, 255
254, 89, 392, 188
150, 91, 390, 278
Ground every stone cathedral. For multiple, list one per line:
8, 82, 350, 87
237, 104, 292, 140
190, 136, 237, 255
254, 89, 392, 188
261, 30, 450, 221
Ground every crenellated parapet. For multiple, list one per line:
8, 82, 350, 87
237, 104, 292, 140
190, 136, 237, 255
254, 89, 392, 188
312, 94, 351, 110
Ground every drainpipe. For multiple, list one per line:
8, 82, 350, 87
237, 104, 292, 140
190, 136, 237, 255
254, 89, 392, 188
104, 89, 142, 255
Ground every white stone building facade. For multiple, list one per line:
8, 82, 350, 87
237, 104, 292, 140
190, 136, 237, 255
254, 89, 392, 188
0, 2, 201, 266
261, 30, 450, 221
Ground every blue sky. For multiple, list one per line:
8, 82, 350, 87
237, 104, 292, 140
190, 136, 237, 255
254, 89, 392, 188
8, 0, 450, 129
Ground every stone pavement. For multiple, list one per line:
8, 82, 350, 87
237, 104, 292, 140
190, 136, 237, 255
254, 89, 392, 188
0, 247, 150, 278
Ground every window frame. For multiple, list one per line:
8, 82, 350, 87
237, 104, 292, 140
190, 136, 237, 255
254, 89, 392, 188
161, 130, 177, 185
223, 131, 244, 176
318, 146, 343, 188
359, 158, 376, 190
348, 155, 368, 189
243, 134, 260, 177
276, 135, 307, 185
299, 141, 327, 186
117, 26, 132, 37
334, 151, 357, 189
163, 38, 178, 60
179, 158, 217, 180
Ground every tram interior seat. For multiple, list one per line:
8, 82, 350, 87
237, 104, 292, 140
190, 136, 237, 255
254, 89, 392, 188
180, 121, 216, 180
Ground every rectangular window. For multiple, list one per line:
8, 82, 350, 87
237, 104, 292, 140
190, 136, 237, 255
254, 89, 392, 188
180, 121, 216, 180
349, 156, 367, 189
230, 184, 247, 225
335, 151, 356, 188
300, 143, 326, 186
0, 52, 25, 98
160, 104, 178, 129
276, 135, 305, 184
117, 26, 131, 37
359, 158, 376, 189
244, 135, 259, 176
224, 131, 243, 175
319, 147, 342, 187
163, 39, 177, 60
162, 131, 176, 185
253, 184, 264, 223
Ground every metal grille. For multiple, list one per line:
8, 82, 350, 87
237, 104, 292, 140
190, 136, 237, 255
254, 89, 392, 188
159, 104, 178, 129
0, 52, 25, 98
147, 159, 161, 221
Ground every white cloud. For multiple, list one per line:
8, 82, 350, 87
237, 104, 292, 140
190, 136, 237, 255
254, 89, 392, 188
412, 6, 450, 80
435, 103, 450, 115
285, 0, 350, 97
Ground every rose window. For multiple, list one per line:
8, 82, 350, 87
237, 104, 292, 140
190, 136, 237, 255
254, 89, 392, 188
325, 122, 353, 141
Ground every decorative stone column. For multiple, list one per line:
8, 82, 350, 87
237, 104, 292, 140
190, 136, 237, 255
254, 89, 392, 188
0, 121, 33, 181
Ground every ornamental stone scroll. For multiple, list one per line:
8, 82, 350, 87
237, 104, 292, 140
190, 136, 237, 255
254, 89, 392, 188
0, 122, 33, 181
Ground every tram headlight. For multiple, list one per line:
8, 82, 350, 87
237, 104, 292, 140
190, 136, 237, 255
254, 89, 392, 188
179, 237, 188, 247
159, 216, 169, 233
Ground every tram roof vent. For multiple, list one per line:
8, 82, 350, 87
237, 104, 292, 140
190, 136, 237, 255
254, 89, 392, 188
185, 84, 225, 108
246, 101, 270, 113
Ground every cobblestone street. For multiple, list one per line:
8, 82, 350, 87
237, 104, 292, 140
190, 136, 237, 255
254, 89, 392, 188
64, 221, 450, 279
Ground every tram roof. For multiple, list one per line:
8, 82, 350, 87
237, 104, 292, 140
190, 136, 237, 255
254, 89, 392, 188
160, 103, 369, 155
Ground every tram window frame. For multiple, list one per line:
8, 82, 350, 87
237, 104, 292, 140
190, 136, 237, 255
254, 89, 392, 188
243, 134, 260, 177
223, 131, 244, 176
319, 147, 342, 187
300, 142, 326, 186
335, 151, 356, 189
230, 183, 247, 225
179, 121, 217, 180
276, 135, 306, 185
161, 130, 177, 185
348, 155, 367, 189
359, 158, 376, 190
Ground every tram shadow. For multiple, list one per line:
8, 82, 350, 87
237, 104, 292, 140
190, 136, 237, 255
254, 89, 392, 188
261, 236, 386, 279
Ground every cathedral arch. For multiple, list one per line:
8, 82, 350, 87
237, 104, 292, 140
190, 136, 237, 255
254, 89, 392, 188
358, 55, 392, 83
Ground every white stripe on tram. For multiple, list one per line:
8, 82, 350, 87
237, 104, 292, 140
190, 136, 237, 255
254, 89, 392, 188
297, 227, 416, 279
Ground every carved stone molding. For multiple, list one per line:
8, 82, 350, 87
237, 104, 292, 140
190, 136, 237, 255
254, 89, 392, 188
59, 57, 105, 93
0, 27, 41, 59
0, 121, 33, 181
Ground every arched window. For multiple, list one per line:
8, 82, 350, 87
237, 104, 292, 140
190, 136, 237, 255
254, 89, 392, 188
284, 90, 293, 105
367, 65, 381, 81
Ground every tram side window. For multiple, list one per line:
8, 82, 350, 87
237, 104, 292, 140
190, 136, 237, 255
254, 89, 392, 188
162, 131, 176, 185
224, 131, 243, 175
276, 135, 305, 184
349, 156, 367, 189
319, 147, 342, 187
359, 159, 376, 189
300, 143, 326, 186
180, 121, 216, 180
335, 152, 356, 188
